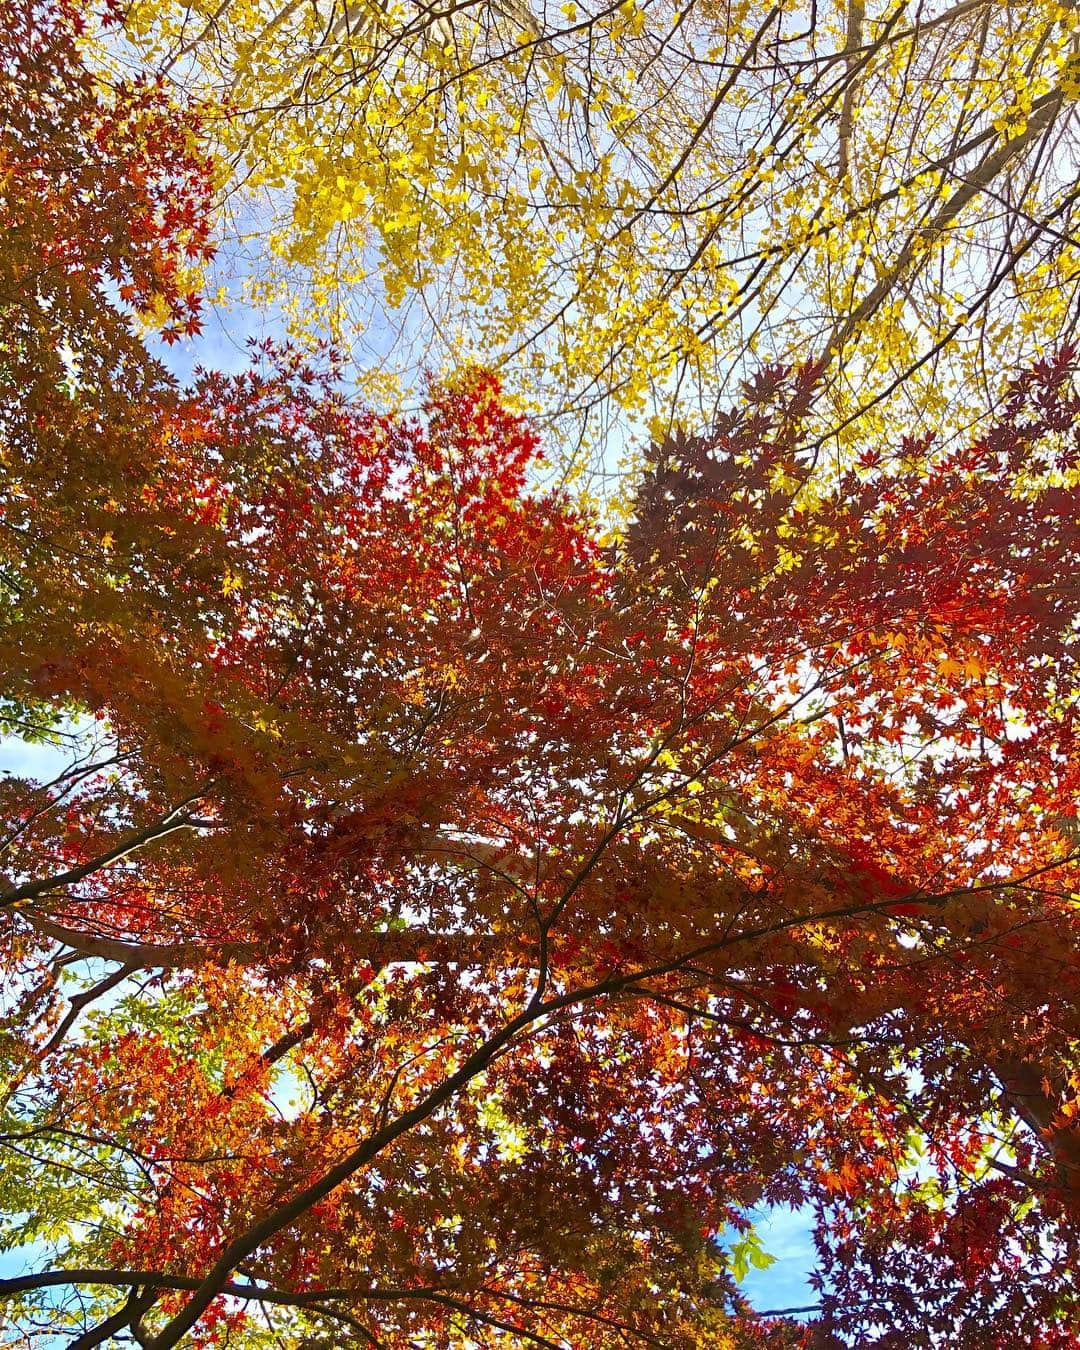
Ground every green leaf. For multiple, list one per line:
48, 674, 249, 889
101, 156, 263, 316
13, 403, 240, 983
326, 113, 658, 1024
730, 1229, 776, 1283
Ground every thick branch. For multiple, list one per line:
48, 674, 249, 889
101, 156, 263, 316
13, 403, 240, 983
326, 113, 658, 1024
1, 801, 211, 910
990, 1055, 1080, 1201
22, 913, 256, 970
825, 90, 1064, 357
66, 1284, 158, 1350
21, 911, 534, 971
837, 0, 865, 182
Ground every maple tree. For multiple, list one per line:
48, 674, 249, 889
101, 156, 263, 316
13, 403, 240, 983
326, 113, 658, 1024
0, 0, 217, 750
3, 345, 1080, 1343
3, 1, 1080, 1347
107, 0, 1080, 455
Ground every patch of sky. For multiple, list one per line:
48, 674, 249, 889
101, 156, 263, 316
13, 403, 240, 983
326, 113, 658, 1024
735, 1204, 818, 1316
0, 1234, 49, 1279
0, 734, 73, 782
146, 289, 286, 385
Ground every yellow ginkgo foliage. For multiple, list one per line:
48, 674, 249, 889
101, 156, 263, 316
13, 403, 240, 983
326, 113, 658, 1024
117, 0, 1080, 462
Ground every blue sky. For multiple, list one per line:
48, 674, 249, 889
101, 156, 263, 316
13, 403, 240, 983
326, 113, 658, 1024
739, 1206, 817, 1314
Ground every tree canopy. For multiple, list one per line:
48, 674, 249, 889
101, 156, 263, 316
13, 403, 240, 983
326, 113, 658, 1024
2, 0, 1079, 1347
108, 0, 1080, 455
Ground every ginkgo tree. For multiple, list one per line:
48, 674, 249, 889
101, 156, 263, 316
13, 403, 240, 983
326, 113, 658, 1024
107, 0, 1080, 457
3, 1, 1080, 1347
